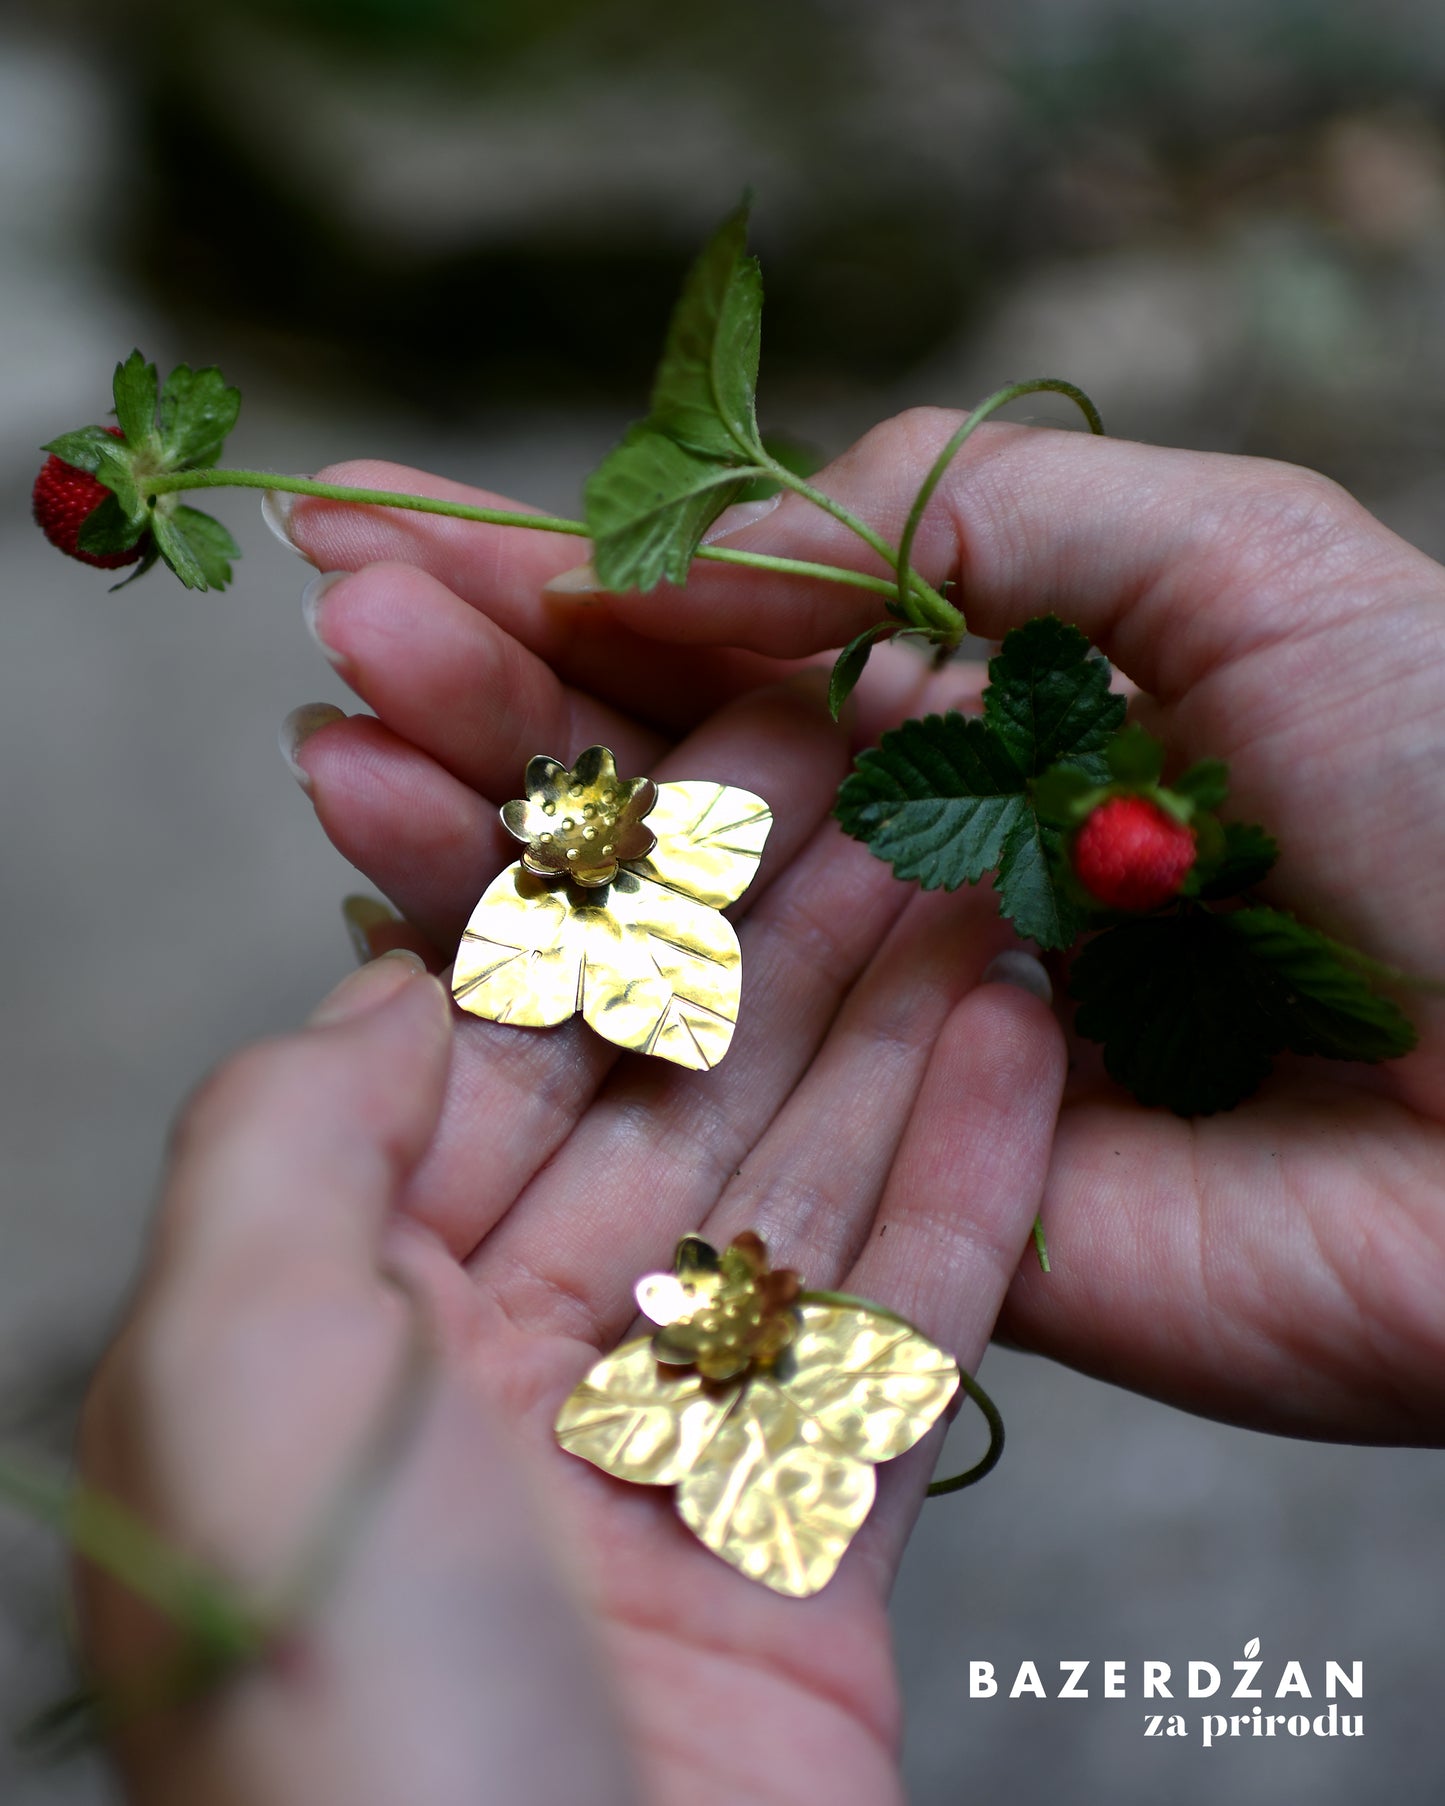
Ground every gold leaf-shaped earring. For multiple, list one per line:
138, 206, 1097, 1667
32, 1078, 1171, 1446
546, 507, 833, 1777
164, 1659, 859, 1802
452, 748, 771, 1069
555, 1233, 969, 1598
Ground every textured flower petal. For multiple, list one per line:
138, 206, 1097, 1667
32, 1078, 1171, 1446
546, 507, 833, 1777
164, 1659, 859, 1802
637, 1270, 720, 1327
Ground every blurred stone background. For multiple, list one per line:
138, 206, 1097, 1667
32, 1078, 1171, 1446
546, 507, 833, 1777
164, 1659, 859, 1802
3, 1, 1445, 1801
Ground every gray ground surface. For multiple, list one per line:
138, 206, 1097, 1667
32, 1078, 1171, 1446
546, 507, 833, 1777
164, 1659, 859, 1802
4, 26, 1445, 1806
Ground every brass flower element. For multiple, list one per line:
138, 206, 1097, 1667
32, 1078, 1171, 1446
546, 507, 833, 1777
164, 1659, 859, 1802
501, 747, 657, 889
452, 746, 772, 1069
641, 1231, 801, 1381
555, 1233, 961, 1597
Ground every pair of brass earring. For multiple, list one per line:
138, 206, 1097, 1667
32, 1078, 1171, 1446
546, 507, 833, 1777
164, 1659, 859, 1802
450, 748, 980, 1599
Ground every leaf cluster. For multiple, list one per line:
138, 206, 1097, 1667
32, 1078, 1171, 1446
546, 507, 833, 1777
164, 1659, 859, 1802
1071, 906, 1417, 1115
837, 614, 1416, 1111
835, 617, 1124, 948
583, 207, 771, 590
43, 351, 241, 591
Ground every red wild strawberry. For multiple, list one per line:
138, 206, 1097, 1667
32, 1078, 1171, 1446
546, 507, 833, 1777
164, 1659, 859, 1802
32, 427, 143, 569
1072, 793, 1196, 912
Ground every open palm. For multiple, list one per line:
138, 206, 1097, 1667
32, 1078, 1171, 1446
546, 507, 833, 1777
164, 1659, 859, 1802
285, 413, 1445, 1450
88, 443, 1076, 1802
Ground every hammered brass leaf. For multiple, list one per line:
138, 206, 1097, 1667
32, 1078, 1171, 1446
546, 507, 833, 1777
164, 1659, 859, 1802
632, 780, 773, 908
775, 1304, 960, 1463
453, 769, 769, 1069
553, 1338, 733, 1487
675, 1381, 876, 1597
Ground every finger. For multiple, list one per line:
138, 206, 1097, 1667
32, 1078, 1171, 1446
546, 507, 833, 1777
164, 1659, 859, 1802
306, 563, 669, 798
569, 413, 1436, 692
689, 893, 1037, 1278
288, 712, 505, 950
342, 894, 447, 971
844, 978, 1066, 1341
276, 461, 794, 717
995, 1090, 1445, 1441
845, 636, 989, 751
840, 976, 1066, 1585
155, 955, 452, 1286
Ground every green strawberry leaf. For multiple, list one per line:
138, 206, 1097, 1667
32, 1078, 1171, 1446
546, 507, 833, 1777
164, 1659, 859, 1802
41, 426, 118, 474
648, 203, 764, 462
1106, 722, 1165, 784
996, 811, 1081, 947
75, 495, 147, 556
1070, 911, 1280, 1114
91, 442, 144, 523
735, 433, 821, 501
584, 426, 758, 592
159, 365, 241, 471
1193, 821, 1279, 899
836, 617, 1125, 948
151, 513, 205, 589
1225, 907, 1417, 1062
1173, 757, 1230, 812
112, 351, 159, 448
583, 206, 775, 594
1030, 762, 1102, 828
151, 506, 239, 591
835, 710, 1028, 890
1070, 903, 1416, 1114
982, 616, 1125, 778
151, 516, 203, 589
828, 623, 896, 720
174, 506, 238, 589
108, 544, 162, 592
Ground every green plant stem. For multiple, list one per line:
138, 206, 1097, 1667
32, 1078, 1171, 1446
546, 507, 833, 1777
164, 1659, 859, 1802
894, 378, 1106, 620
144, 469, 909, 605
760, 458, 965, 638
0, 1451, 261, 1659
146, 467, 589, 536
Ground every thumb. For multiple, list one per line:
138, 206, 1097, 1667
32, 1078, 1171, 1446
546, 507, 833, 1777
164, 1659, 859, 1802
154, 952, 453, 1288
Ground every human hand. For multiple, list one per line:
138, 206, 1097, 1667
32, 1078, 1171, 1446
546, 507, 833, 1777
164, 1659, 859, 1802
276, 420, 1445, 1446
86, 708, 1065, 1801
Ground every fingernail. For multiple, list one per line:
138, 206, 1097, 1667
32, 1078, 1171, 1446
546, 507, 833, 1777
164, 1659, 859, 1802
302, 571, 351, 672
701, 493, 783, 542
541, 561, 605, 599
980, 951, 1053, 1006
342, 894, 400, 965
279, 702, 346, 796
261, 484, 316, 563
309, 948, 427, 1027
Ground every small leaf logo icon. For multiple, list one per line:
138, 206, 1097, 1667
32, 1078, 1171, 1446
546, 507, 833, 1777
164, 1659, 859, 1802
1243, 1637, 1261, 1659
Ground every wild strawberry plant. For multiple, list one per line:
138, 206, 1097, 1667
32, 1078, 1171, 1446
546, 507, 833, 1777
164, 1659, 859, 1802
35, 207, 1416, 1116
